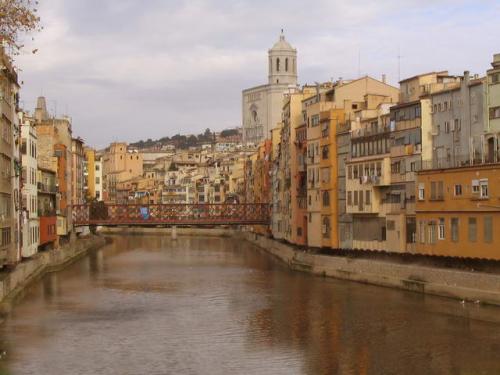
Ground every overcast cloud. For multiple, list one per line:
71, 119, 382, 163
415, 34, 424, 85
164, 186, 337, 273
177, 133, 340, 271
15, 0, 500, 148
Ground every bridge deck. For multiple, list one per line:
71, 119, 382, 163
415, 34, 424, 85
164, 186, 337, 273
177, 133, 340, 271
73, 203, 270, 227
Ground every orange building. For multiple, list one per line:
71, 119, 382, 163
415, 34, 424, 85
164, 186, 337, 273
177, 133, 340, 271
54, 144, 70, 236
294, 124, 308, 246
319, 109, 344, 249
416, 163, 500, 260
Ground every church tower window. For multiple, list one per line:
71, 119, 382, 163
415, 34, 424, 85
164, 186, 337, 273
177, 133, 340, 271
285, 58, 289, 72
276, 58, 280, 72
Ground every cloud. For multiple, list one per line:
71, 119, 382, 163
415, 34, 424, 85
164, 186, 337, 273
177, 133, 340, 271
14, 0, 500, 148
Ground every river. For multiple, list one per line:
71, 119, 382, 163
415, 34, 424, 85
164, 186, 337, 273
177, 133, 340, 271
0, 235, 499, 374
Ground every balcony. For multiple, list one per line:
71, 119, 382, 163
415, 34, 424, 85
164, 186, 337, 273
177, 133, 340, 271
351, 125, 390, 139
37, 182, 58, 194
0, 97, 13, 123
390, 144, 420, 158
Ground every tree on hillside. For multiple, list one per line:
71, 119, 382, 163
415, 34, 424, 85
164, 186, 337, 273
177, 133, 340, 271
187, 135, 198, 147
220, 129, 238, 138
0, 0, 42, 57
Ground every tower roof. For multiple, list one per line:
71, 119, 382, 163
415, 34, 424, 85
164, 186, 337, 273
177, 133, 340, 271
270, 30, 295, 51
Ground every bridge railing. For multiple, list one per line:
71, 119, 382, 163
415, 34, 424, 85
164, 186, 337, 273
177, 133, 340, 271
73, 203, 271, 226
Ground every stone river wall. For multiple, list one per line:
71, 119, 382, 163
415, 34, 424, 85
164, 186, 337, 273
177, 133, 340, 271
0, 235, 107, 312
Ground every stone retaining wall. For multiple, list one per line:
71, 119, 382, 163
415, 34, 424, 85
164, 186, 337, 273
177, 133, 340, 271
100, 227, 237, 237
0, 235, 107, 312
241, 232, 500, 306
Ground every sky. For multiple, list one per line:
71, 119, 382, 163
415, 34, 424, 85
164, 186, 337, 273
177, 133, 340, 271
15, 0, 500, 148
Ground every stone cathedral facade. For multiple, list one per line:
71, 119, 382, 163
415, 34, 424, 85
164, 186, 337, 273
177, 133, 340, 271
242, 32, 298, 145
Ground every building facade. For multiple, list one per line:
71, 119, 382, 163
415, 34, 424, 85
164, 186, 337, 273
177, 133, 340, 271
0, 47, 20, 266
416, 163, 499, 259
242, 32, 298, 145
20, 112, 39, 257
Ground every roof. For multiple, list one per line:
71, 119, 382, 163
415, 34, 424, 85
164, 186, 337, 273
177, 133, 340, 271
399, 71, 450, 84
270, 32, 295, 51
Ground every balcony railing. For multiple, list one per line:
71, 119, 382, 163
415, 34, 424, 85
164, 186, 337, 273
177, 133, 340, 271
351, 125, 391, 139
37, 182, 58, 194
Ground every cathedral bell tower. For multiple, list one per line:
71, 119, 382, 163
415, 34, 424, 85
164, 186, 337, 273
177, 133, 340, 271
268, 30, 298, 86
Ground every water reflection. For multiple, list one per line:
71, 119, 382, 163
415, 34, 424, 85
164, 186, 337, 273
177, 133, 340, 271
0, 235, 498, 375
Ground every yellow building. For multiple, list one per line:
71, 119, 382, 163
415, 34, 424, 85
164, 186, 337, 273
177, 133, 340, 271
319, 109, 345, 249
416, 163, 499, 260
84, 147, 96, 200
102, 142, 144, 203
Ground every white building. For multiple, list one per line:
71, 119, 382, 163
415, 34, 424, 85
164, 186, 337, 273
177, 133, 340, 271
20, 113, 39, 257
95, 158, 103, 201
242, 31, 298, 144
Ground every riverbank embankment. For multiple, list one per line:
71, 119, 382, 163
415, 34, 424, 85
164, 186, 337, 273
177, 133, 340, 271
241, 232, 500, 306
0, 235, 107, 313
100, 226, 237, 237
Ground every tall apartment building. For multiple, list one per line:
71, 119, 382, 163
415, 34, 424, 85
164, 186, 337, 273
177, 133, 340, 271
95, 157, 103, 201
485, 53, 500, 162
0, 47, 20, 266
306, 77, 399, 249
20, 112, 39, 257
72, 137, 85, 206
429, 71, 484, 168
274, 86, 315, 244
37, 167, 57, 249
102, 142, 143, 203
35, 96, 74, 235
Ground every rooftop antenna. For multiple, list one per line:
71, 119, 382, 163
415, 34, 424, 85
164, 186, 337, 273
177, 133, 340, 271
358, 49, 361, 78
397, 46, 401, 82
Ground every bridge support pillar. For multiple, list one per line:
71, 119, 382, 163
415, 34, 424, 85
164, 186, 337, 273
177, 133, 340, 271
171, 225, 177, 240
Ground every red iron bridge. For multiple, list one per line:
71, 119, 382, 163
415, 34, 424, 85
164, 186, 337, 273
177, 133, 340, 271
73, 203, 271, 227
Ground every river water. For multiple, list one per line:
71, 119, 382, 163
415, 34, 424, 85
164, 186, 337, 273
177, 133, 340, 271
0, 235, 499, 375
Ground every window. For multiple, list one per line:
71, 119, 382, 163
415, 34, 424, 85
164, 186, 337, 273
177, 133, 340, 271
311, 115, 320, 127
95, 164, 100, 171
472, 179, 480, 194
285, 58, 288, 72
480, 179, 488, 198
418, 183, 425, 201
468, 217, 477, 242
438, 181, 444, 200
322, 191, 330, 207
419, 221, 426, 243
490, 106, 500, 120
353, 191, 358, 205
454, 184, 462, 196
95, 177, 100, 184
454, 118, 461, 132
484, 216, 493, 243
444, 121, 450, 133
438, 218, 445, 240
1, 227, 11, 247
451, 218, 459, 242
276, 58, 280, 72
347, 191, 352, 206
322, 145, 329, 159
322, 217, 331, 238
428, 221, 437, 244
348, 166, 352, 180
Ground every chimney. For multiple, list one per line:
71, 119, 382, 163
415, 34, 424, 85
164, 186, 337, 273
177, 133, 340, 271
464, 70, 470, 85
382, 74, 387, 84
35, 96, 49, 122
